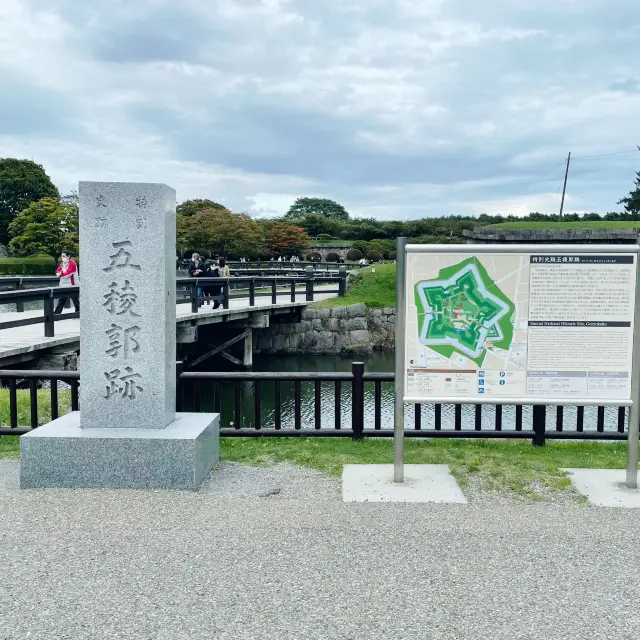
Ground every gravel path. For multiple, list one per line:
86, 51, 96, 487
1, 460, 639, 639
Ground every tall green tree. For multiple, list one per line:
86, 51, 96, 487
618, 168, 640, 216
285, 197, 349, 221
177, 198, 229, 216
8, 197, 78, 259
0, 158, 59, 245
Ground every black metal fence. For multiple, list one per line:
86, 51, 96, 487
0, 274, 345, 337
0, 363, 628, 443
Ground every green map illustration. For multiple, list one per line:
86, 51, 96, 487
414, 257, 515, 366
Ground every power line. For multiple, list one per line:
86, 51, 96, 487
572, 148, 639, 161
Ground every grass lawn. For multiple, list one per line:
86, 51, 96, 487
0, 389, 72, 430
0, 427, 632, 499
312, 263, 396, 309
485, 221, 640, 230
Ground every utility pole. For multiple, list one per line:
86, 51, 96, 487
559, 152, 571, 218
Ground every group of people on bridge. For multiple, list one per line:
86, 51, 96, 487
188, 253, 230, 308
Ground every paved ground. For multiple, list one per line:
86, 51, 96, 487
0, 286, 337, 363
1, 460, 639, 639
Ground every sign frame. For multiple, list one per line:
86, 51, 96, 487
393, 239, 640, 488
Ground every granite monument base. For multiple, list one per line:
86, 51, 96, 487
20, 412, 219, 490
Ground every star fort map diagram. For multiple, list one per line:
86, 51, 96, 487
414, 257, 515, 367
405, 252, 530, 399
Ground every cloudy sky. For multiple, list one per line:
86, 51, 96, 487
1, 0, 639, 219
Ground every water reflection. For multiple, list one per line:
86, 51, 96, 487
187, 353, 627, 434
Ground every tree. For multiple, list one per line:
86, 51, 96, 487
177, 208, 265, 258
285, 197, 349, 221
8, 197, 78, 259
261, 221, 311, 257
618, 168, 640, 216
0, 158, 59, 245
177, 199, 230, 216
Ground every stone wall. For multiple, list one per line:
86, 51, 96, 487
463, 227, 638, 244
255, 303, 395, 356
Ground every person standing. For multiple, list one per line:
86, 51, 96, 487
188, 252, 206, 306
213, 258, 230, 309
54, 251, 79, 315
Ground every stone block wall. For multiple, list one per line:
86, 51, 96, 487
255, 303, 396, 355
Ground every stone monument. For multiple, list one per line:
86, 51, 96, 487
20, 181, 219, 490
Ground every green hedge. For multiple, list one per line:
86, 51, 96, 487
0, 257, 57, 276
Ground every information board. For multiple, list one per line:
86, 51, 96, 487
403, 245, 639, 405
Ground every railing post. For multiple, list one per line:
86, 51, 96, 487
271, 280, 277, 304
338, 265, 347, 297
15, 279, 24, 313
223, 280, 230, 310
190, 281, 199, 313
249, 278, 255, 306
532, 405, 546, 446
351, 361, 365, 440
44, 292, 55, 337
176, 361, 184, 411
305, 266, 314, 302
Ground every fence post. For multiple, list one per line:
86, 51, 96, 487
44, 293, 55, 337
175, 361, 184, 411
305, 265, 314, 302
271, 280, 277, 304
532, 405, 546, 446
249, 279, 255, 306
351, 361, 365, 440
15, 279, 24, 313
190, 281, 199, 313
223, 280, 230, 310
338, 265, 347, 297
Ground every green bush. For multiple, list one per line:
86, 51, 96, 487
0, 257, 57, 276
366, 250, 383, 261
346, 248, 363, 261
325, 252, 340, 262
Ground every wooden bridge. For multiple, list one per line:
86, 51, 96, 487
0, 275, 344, 369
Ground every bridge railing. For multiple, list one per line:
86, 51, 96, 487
0, 363, 628, 442
0, 273, 346, 337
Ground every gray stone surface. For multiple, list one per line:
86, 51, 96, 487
20, 412, 219, 490
350, 329, 371, 343
329, 305, 348, 318
347, 303, 367, 317
345, 317, 368, 331
315, 331, 335, 350
3, 461, 640, 638
311, 318, 324, 330
78, 181, 176, 430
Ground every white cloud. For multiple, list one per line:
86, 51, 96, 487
0, 0, 638, 218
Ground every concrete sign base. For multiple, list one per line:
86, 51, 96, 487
564, 468, 640, 508
342, 464, 467, 503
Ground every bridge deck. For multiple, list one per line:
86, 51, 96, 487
0, 287, 337, 363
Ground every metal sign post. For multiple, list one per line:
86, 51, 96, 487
394, 237, 407, 483
626, 243, 640, 489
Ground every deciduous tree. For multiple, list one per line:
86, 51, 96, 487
177, 199, 230, 216
178, 208, 265, 258
0, 158, 59, 245
285, 197, 349, 221
261, 221, 311, 257
8, 197, 78, 259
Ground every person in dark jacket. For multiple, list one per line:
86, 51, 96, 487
188, 253, 206, 306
